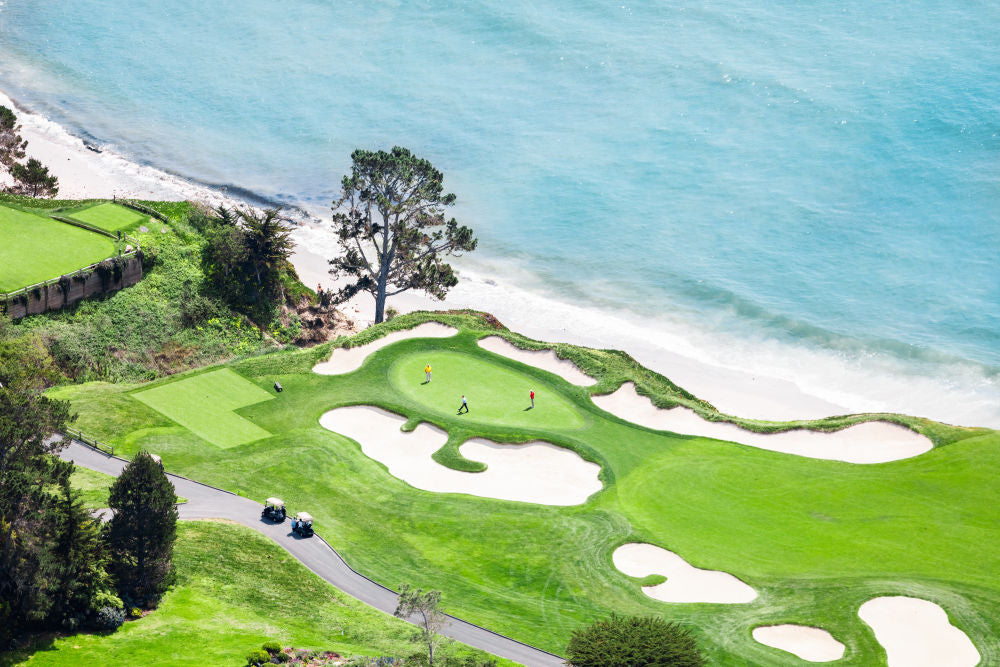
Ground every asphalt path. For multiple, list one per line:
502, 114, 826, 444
61, 441, 565, 667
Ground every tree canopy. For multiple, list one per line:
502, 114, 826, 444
107, 451, 178, 605
394, 583, 447, 665
566, 614, 706, 667
328, 146, 477, 323
0, 104, 28, 169
10, 157, 59, 198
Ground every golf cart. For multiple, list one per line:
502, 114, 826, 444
291, 512, 314, 537
150, 453, 163, 470
261, 497, 286, 523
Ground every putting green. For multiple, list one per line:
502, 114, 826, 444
69, 202, 147, 232
390, 350, 584, 430
0, 204, 116, 291
131, 368, 274, 448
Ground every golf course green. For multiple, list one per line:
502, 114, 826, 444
47, 311, 1000, 665
66, 202, 147, 233
0, 204, 115, 291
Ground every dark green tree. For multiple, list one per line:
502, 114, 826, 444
0, 105, 27, 170
0, 317, 63, 392
0, 384, 72, 642
42, 470, 118, 630
394, 584, 447, 665
566, 614, 706, 667
107, 451, 178, 606
328, 147, 477, 323
238, 206, 294, 307
10, 157, 59, 198
200, 205, 294, 322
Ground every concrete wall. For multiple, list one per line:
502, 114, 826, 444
4, 255, 143, 319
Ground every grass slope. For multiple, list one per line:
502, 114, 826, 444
0, 205, 115, 291
67, 203, 147, 233
7, 521, 509, 666
49, 312, 1000, 665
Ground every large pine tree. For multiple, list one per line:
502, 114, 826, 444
107, 451, 178, 606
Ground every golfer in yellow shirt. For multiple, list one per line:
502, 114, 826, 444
424, 364, 432, 383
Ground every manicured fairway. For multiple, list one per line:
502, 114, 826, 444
9, 521, 508, 666
131, 368, 274, 448
0, 204, 115, 291
68, 202, 147, 232
390, 350, 584, 430
52, 314, 1000, 666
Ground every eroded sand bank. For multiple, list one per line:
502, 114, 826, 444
477, 336, 596, 386
319, 405, 601, 505
313, 322, 458, 375
858, 596, 979, 667
612, 542, 757, 604
752, 625, 845, 662
592, 382, 931, 463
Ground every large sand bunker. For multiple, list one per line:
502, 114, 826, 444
752, 625, 845, 662
592, 382, 931, 463
612, 543, 757, 603
314, 322, 458, 375
319, 405, 601, 505
477, 336, 597, 386
858, 596, 980, 667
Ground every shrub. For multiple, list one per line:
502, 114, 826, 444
262, 640, 282, 654
129, 606, 143, 619
246, 648, 271, 666
273, 652, 290, 663
93, 605, 126, 631
566, 614, 706, 667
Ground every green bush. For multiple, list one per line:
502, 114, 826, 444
128, 606, 143, 619
261, 640, 282, 653
246, 648, 271, 666
566, 614, 705, 667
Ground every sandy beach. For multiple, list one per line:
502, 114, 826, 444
3, 85, 991, 428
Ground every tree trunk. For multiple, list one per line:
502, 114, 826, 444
374, 288, 387, 324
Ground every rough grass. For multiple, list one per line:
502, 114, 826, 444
48, 313, 1000, 665
0, 204, 115, 291
6, 521, 510, 666
66, 202, 147, 233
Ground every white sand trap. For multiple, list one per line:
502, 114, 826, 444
477, 336, 597, 386
752, 625, 845, 662
313, 322, 458, 375
612, 543, 757, 604
592, 382, 931, 463
858, 596, 980, 667
319, 405, 601, 505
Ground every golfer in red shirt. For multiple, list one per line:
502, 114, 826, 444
530, 390, 535, 409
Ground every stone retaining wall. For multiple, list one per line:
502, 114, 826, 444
3, 255, 143, 319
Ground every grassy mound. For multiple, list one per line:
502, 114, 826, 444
6, 521, 508, 666
49, 311, 1000, 665
0, 204, 115, 291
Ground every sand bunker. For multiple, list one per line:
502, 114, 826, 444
592, 382, 931, 463
612, 543, 757, 603
477, 336, 596, 386
319, 405, 601, 505
752, 625, 845, 662
858, 596, 979, 667
313, 322, 458, 375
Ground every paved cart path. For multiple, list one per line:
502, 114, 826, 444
60, 441, 564, 667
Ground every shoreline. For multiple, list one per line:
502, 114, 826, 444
3, 86, 996, 428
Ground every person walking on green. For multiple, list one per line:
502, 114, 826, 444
457, 395, 469, 414
424, 364, 432, 383
529, 389, 535, 409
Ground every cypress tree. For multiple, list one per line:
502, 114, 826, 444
107, 451, 177, 606
566, 614, 706, 667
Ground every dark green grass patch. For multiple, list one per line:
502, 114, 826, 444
7, 521, 509, 666
67, 202, 147, 233
50, 314, 1000, 665
131, 368, 275, 448
0, 205, 115, 291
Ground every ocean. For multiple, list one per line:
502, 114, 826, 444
1, 0, 997, 425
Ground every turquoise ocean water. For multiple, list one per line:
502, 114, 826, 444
1, 1, 997, 422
